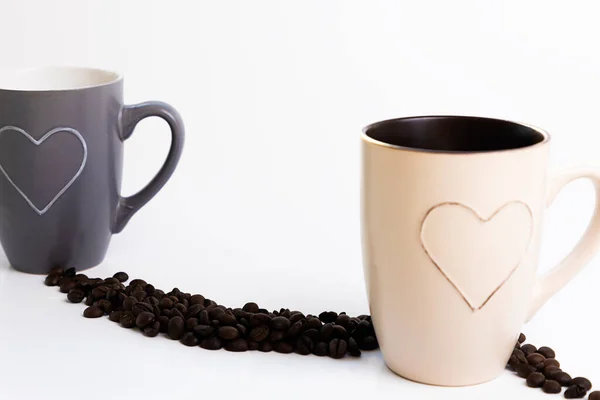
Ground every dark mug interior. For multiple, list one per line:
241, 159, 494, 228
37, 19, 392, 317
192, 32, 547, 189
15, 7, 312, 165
363, 116, 548, 153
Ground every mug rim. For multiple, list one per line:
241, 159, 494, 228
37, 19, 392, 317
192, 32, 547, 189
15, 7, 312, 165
0, 66, 123, 93
362, 115, 551, 155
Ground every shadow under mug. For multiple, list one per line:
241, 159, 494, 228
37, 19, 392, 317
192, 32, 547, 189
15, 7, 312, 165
0, 67, 184, 274
361, 115, 600, 386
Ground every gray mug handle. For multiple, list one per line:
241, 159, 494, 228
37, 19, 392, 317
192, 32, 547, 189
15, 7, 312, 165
113, 101, 185, 233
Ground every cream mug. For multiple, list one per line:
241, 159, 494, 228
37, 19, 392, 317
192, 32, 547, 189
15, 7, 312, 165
360, 115, 600, 386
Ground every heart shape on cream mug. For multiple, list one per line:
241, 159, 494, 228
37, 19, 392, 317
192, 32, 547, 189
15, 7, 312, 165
0, 125, 87, 215
420, 201, 533, 311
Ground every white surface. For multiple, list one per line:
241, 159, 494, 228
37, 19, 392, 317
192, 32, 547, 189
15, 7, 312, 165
0, 0, 599, 398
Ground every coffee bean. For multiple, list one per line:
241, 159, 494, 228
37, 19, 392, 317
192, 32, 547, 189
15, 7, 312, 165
64, 267, 76, 277
543, 366, 562, 379
157, 316, 169, 333
537, 346, 556, 359
289, 312, 305, 324
273, 341, 294, 354
508, 355, 519, 367
123, 296, 137, 311
235, 324, 247, 336
170, 309, 184, 320
515, 363, 537, 378
200, 337, 222, 350
129, 279, 147, 287
321, 323, 334, 339
571, 378, 592, 391
218, 326, 240, 340
319, 311, 338, 323
208, 307, 225, 320
544, 358, 560, 369
589, 391, 600, 400
313, 342, 328, 356
211, 319, 220, 327
67, 288, 85, 303
119, 311, 135, 328
194, 325, 214, 337
91, 286, 109, 299
109, 311, 122, 322
335, 314, 351, 328
168, 295, 179, 304
248, 340, 259, 351
143, 321, 160, 337
329, 338, 347, 359
168, 316, 185, 340
306, 317, 322, 330
332, 325, 348, 339
83, 306, 104, 318
259, 341, 273, 352
513, 349, 527, 364
348, 337, 361, 357
294, 336, 314, 355
225, 338, 248, 352
270, 330, 285, 342
198, 310, 210, 325
136, 312, 155, 328
59, 279, 77, 293
188, 294, 204, 306
359, 336, 378, 351
564, 384, 587, 399
49, 266, 64, 276
542, 380, 562, 394
271, 316, 291, 330
526, 372, 546, 388
555, 372, 573, 386
250, 325, 269, 342
103, 278, 120, 286
219, 313, 237, 326
98, 299, 112, 313
174, 303, 187, 316
521, 344, 537, 357
303, 329, 320, 340
132, 302, 153, 316
187, 304, 204, 318
111, 271, 128, 282
44, 274, 61, 286
186, 318, 199, 331
85, 296, 95, 306
287, 320, 305, 337
518, 333, 526, 343
250, 313, 271, 326
179, 332, 199, 346
354, 320, 372, 337
528, 353, 545, 366
242, 302, 259, 313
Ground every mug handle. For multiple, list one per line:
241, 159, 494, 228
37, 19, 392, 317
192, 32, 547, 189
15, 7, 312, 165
526, 166, 600, 321
112, 101, 185, 233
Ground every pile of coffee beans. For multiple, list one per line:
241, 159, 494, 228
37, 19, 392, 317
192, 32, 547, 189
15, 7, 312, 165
44, 267, 378, 359
507, 333, 598, 399
45, 267, 597, 398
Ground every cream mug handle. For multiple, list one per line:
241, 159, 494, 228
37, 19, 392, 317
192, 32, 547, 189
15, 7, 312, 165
526, 167, 600, 322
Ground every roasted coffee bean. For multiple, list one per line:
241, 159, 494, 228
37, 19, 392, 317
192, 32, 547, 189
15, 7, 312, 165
198, 310, 210, 325
49, 266, 64, 276
289, 313, 305, 324
194, 324, 214, 337
248, 340, 259, 351
180, 332, 199, 347
103, 277, 119, 285
335, 314, 351, 328
200, 337, 222, 350
564, 384, 587, 399
98, 299, 112, 313
513, 349, 527, 364
305, 317, 322, 330
186, 318, 199, 331
159, 297, 173, 309
279, 309, 291, 318
287, 320, 305, 337
318, 311, 338, 323
133, 291, 146, 301
536, 346, 556, 359
208, 307, 225, 320
83, 306, 104, 318
542, 380, 562, 394
544, 358, 560, 368
354, 320, 372, 337
109, 311, 123, 322
67, 288, 85, 303
143, 321, 160, 337
259, 341, 273, 352
136, 312, 155, 328
359, 336, 378, 351
313, 342, 328, 356
571, 378, 592, 391
120, 311, 136, 328
144, 296, 159, 307
44, 274, 61, 286
270, 330, 285, 342
145, 284, 155, 295
85, 296, 95, 306
242, 302, 259, 313
348, 337, 361, 357
168, 316, 185, 340
294, 336, 314, 355
174, 303, 187, 316
271, 316, 291, 330
157, 316, 169, 333
527, 353, 545, 366
64, 267, 76, 277
59, 279, 77, 293
273, 341, 294, 354
218, 326, 240, 340
170, 309, 184, 320
332, 325, 349, 339
250, 325, 270, 342
329, 338, 347, 359
189, 294, 204, 305
225, 338, 249, 352
514, 342, 521, 350
211, 319, 220, 327
526, 372, 546, 388
187, 304, 204, 318
129, 279, 147, 287
555, 372, 573, 386
515, 363, 537, 378
91, 286, 109, 299
589, 391, 600, 400
321, 323, 334, 339
235, 324, 247, 336
123, 296, 137, 311
521, 344, 537, 357
112, 272, 128, 282
219, 313, 237, 326
518, 333, 526, 343
508, 355, 519, 367
303, 329, 320, 340
132, 302, 153, 316
168, 295, 179, 304
250, 313, 271, 326
543, 366, 562, 379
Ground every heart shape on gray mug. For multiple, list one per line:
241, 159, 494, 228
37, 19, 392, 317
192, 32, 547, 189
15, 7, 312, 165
0, 126, 87, 215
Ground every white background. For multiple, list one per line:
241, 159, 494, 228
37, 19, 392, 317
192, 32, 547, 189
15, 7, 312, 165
0, 0, 599, 399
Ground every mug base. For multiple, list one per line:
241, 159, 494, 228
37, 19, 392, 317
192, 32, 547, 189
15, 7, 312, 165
10, 258, 105, 275
385, 362, 501, 387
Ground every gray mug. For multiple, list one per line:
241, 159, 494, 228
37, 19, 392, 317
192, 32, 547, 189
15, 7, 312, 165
0, 67, 184, 274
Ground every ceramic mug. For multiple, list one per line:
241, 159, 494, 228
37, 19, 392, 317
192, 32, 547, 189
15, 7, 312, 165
361, 116, 600, 386
0, 67, 184, 274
